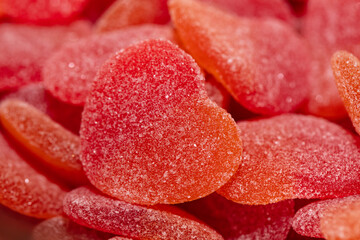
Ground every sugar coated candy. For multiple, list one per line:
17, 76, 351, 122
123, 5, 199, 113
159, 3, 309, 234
332, 51, 360, 136
0, 99, 87, 186
302, 0, 360, 119
321, 197, 360, 240
63, 187, 224, 240
199, 0, 294, 24
95, 0, 170, 33
80, 39, 242, 205
2, 0, 88, 24
3, 83, 83, 134
32, 216, 112, 240
169, 0, 311, 115
217, 114, 360, 205
108, 237, 133, 240
43, 24, 174, 106
292, 195, 360, 239
0, 22, 90, 91
0, 131, 66, 218
205, 75, 230, 110
180, 193, 294, 240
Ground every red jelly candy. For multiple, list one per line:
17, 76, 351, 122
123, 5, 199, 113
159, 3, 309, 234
95, 0, 170, 32
33, 216, 112, 240
332, 51, 360, 136
63, 187, 224, 240
200, 0, 294, 24
217, 114, 360, 205
3, 83, 83, 134
0, 22, 90, 91
80, 39, 242, 205
169, 0, 311, 115
2, 0, 88, 25
43, 24, 174, 106
292, 195, 360, 239
302, 0, 360, 119
108, 237, 132, 240
205, 75, 230, 110
180, 193, 294, 240
0, 131, 66, 218
0, 99, 87, 186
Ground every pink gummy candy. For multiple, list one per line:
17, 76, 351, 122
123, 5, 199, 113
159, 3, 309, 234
0, 22, 90, 91
332, 51, 360, 136
205, 75, 230, 110
217, 114, 360, 205
302, 0, 360, 119
3, 83, 83, 134
80, 39, 242, 205
169, 0, 311, 115
180, 193, 294, 240
43, 24, 174, 105
63, 187, 224, 240
0, 131, 66, 219
199, 0, 294, 24
2, 0, 89, 25
292, 195, 360, 239
32, 216, 112, 240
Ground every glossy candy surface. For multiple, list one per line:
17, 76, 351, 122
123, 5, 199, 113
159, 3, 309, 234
63, 187, 224, 240
0, 100, 87, 186
218, 114, 360, 205
43, 24, 174, 105
80, 39, 242, 205
170, 0, 311, 115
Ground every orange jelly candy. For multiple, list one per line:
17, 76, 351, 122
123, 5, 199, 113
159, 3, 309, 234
332, 51, 360, 135
95, 0, 169, 33
0, 131, 66, 218
80, 39, 242, 205
0, 99, 87, 186
218, 114, 360, 205
169, 0, 311, 115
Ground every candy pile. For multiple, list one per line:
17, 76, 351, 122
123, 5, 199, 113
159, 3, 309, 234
0, 0, 359, 239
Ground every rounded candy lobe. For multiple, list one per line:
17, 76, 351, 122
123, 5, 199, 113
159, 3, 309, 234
332, 51, 360, 136
2, 0, 89, 25
0, 22, 90, 91
80, 39, 242, 205
180, 193, 294, 240
95, 0, 170, 33
302, 0, 360, 119
63, 187, 224, 240
0, 100, 87, 186
43, 24, 174, 106
217, 114, 360, 205
169, 0, 311, 115
0, 131, 66, 219
33, 216, 112, 240
292, 195, 360, 239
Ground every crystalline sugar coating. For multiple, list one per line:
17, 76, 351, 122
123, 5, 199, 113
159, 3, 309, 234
169, 0, 311, 115
180, 193, 294, 240
0, 100, 87, 186
0, 131, 66, 218
332, 51, 360, 135
43, 24, 174, 105
63, 187, 224, 240
80, 39, 242, 205
217, 114, 360, 205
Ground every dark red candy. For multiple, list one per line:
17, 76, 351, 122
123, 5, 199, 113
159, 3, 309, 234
0, 22, 90, 91
180, 193, 294, 240
43, 24, 174, 105
63, 187, 224, 240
